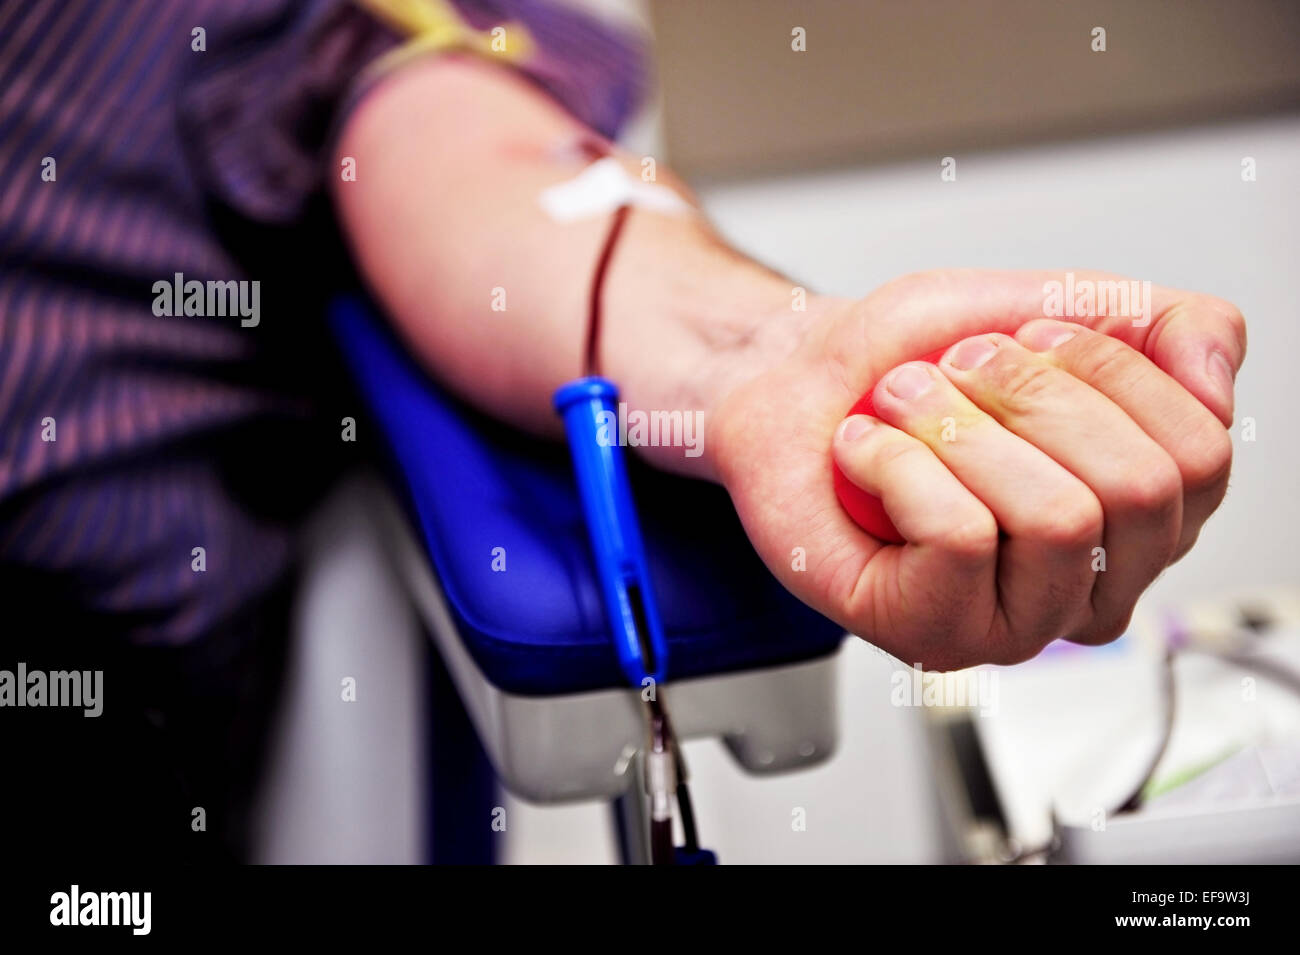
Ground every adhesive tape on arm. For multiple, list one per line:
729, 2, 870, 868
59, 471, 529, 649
539, 157, 690, 223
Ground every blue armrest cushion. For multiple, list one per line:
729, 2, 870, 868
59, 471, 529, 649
329, 296, 844, 695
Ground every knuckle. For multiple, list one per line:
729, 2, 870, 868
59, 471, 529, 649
1112, 453, 1183, 514
1069, 611, 1133, 647
980, 612, 1057, 667
867, 431, 924, 472
986, 639, 1045, 667
1201, 295, 1248, 352
1074, 333, 1137, 385
1033, 494, 1104, 549
936, 512, 999, 563
988, 355, 1057, 413
1180, 423, 1233, 499
1171, 527, 1201, 564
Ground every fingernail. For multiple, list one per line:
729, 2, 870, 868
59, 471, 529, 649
946, 336, 999, 371
884, 363, 934, 400
1020, 320, 1078, 352
838, 415, 875, 443
1207, 349, 1236, 402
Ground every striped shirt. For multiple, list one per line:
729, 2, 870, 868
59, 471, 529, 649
0, 0, 643, 647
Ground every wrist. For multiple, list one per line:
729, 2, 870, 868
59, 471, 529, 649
600, 210, 846, 480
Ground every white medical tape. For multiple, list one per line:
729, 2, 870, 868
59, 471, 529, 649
538, 157, 691, 223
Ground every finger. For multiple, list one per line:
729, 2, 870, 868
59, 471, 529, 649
1118, 292, 1246, 428
832, 414, 999, 668
938, 333, 1183, 645
870, 360, 1101, 658
1015, 319, 1232, 561
833, 415, 996, 550
847, 270, 1245, 425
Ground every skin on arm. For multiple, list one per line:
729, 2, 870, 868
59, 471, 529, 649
332, 54, 1247, 670
331, 53, 813, 478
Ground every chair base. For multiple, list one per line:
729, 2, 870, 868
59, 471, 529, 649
369, 478, 843, 803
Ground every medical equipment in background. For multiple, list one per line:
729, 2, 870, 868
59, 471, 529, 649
1049, 603, 1300, 864
926, 593, 1300, 864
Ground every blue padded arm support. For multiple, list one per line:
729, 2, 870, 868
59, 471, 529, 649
328, 296, 845, 696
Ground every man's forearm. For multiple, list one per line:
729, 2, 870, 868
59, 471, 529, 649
332, 54, 833, 479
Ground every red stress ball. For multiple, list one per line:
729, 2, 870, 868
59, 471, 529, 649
833, 348, 948, 544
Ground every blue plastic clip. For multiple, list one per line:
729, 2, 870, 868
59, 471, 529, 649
553, 376, 668, 689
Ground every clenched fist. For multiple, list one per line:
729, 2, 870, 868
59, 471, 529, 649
711, 270, 1244, 670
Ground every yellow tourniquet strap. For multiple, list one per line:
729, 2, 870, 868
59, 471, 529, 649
353, 0, 535, 83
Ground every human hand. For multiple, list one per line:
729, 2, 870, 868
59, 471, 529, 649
711, 269, 1244, 669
